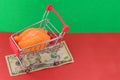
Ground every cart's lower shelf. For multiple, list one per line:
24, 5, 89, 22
5, 41, 74, 76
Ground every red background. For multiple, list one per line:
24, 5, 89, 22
0, 33, 120, 80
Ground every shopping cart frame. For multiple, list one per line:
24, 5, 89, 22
9, 4, 69, 73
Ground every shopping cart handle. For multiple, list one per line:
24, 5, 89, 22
46, 4, 69, 32
46, 4, 53, 11
62, 25, 69, 32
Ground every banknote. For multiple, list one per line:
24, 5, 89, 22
5, 41, 74, 76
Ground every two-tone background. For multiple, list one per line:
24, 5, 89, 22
1, 0, 120, 80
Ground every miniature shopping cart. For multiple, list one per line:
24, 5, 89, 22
9, 4, 69, 73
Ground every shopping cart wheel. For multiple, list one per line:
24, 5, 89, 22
25, 68, 30, 73
54, 61, 60, 65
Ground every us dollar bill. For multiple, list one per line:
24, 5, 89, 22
5, 41, 74, 76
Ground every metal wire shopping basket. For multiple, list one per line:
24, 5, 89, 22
9, 4, 69, 73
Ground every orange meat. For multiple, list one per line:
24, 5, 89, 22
14, 27, 50, 52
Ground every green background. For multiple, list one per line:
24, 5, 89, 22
0, 0, 120, 32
